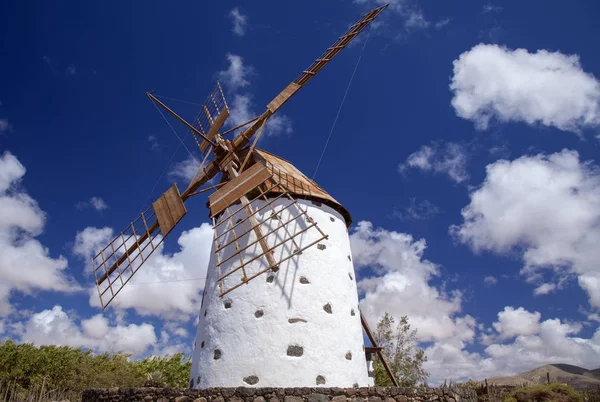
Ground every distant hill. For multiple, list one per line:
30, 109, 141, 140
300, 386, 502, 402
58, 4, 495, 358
487, 364, 600, 391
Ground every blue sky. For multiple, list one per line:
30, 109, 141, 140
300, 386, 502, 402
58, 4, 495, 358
1, 0, 600, 383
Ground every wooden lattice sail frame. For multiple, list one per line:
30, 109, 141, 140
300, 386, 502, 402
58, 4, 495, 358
209, 162, 329, 296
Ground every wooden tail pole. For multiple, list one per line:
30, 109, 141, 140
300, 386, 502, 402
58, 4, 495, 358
360, 311, 399, 387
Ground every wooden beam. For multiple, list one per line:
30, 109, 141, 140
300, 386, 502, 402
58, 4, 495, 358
361, 311, 399, 387
226, 164, 280, 272
200, 107, 230, 153
146, 93, 217, 147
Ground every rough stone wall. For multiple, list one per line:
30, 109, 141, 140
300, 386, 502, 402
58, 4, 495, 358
82, 386, 477, 402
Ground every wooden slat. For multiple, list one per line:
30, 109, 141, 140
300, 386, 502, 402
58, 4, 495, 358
267, 82, 301, 113
164, 183, 187, 223
200, 108, 230, 153
153, 184, 187, 237
209, 163, 271, 217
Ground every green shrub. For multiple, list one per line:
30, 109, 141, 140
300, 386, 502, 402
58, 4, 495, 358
503, 383, 584, 402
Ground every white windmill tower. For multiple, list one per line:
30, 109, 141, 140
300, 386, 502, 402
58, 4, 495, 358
90, 4, 397, 389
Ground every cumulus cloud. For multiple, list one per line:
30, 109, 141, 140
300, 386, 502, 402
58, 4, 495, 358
76, 196, 108, 212
350, 221, 600, 382
399, 142, 469, 183
0, 152, 80, 315
229, 8, 247, 37
492, 306, 541, 341
425, 309, 600, 382
451, 149, 600, 309
82, 224, 213, 320
450, 44, 600, 133
21, 305, 157, 356
351, 221, 476, 344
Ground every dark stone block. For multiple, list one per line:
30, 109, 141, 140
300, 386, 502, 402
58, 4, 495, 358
375, 387, 387, 397
266, 275, 275, 283
214, 349, 222, 360
345, 352, 352, 360
224, 300, 232, 309
238, 387, 256, 397
317, 244, 326, 251
287, 345, 304, 357
243, 376, 259, 385
299, 277, 310, 284
329, 388, 344, 396
255, 309, 264, 318
350, 309, 355, 316
316, 376, 326, 385
323, 304, 332, 314
307, 393, 329, 402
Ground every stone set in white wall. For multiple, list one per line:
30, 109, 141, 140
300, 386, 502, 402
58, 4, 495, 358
190, 198, 372, 388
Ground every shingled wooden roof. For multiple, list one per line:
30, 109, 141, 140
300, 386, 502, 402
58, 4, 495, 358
233, 147, 352, 228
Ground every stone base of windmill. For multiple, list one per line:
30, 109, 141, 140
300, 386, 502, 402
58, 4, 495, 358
81, 386, 477, 402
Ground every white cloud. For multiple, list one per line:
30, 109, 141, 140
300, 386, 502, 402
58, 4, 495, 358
0, 152, 80, 316
450, 44, 600, 133
351, 221, 476, 344
227, 94, 253, 128
484, 276, 498, 286
265, 114, 293, 137
451, 149, 600, 309
425, 311, 600, 382
73, 226, 114, 271
21, 305, 157, 356
76, 196, 108, 212
534, 282, 556, 295
492, 306, 541, 341
350, 221, 600, 383
229, 8, 247, 37
400, 142, 468, 183
85, 224, 213, 321
168, 156, 201, 183
218, 54, 251, 92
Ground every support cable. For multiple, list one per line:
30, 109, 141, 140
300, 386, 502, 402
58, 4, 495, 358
312, 26, 372, 180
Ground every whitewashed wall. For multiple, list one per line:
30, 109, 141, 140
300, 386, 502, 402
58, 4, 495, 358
190, 198, 372, 388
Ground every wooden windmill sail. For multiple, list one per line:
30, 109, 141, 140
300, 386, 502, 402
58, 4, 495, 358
91, 4, 398, 386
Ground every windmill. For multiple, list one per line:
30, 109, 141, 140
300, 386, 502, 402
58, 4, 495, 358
91, 4, 397, 388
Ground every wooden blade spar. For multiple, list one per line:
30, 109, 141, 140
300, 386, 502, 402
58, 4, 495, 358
231, 3, 389, 152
